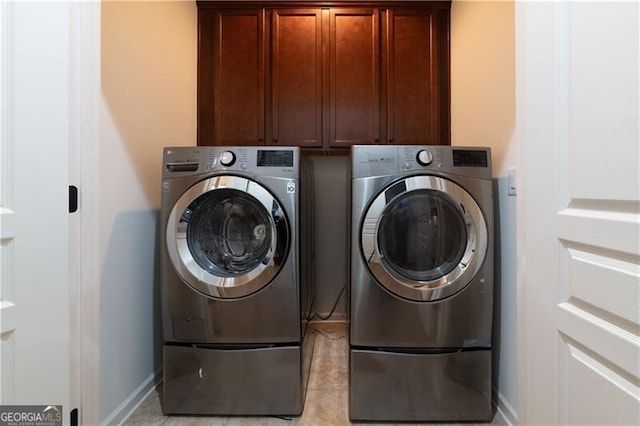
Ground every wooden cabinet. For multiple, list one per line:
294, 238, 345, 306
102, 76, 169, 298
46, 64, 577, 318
329, 8, 380, 147
384, 8, 450, 145
271, 9, 323, 147
198, 8, 265, 146
197, 2, 450, 149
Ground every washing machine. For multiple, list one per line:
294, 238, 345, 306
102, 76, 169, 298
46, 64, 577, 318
349, 145, 494, 422
160, 146, 315, 416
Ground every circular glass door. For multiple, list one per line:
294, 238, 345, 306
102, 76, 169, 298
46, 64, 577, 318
167, 175, 289, 299
361, 175, 487, 301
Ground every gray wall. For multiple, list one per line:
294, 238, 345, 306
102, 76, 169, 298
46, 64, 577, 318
309, 155, 350, 320
99, 1, 197, 423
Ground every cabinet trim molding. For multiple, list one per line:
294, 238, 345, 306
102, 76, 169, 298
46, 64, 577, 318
197, 1, 451, 10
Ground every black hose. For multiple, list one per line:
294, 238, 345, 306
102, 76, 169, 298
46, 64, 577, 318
313, 285, 346, 321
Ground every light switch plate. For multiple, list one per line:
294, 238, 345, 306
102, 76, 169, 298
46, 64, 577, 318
508, 167, 517, 196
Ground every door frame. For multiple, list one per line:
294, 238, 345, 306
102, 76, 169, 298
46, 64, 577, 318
69, 1, 101, 424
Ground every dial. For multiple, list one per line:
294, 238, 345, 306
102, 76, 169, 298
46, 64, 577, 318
416, 150, 433, 166
219, 151, 236, 167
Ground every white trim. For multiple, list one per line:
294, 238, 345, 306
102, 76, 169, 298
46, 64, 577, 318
0, 0, 14, 210
103, 369, 162, 426
514, 0, 529, 422
493, 388, 518, 426
0, 3, 16, 402
68, 0, 82, 417
73, 1, 102, 425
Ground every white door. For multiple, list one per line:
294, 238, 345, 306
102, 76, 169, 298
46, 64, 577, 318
1, 1, 74, 418
517, 1, 640, 424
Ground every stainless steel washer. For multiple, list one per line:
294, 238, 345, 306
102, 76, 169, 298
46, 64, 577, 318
160, 146, 314, 416
349, 145, 494, 422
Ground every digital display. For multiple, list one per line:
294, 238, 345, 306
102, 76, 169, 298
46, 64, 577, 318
452, 150, 488, 168
257, 150, 294, 167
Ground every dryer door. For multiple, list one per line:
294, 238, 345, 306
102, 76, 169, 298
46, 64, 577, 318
361, 175, 487, 301
166, 175, 289, 299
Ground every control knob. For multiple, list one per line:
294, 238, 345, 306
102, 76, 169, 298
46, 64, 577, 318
220, 151, 236, 167
416, 150, 433, 166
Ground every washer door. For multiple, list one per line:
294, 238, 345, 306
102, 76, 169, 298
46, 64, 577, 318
167, 175, 289, 299
361, 175, 487, 301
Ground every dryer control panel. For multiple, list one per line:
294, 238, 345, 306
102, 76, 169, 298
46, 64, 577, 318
351, 145, 492, 180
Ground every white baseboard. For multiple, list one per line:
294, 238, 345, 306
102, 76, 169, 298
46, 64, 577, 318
102, 368, 162, 426
493, 388, 518, 425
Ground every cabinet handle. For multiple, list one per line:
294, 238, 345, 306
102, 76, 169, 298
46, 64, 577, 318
389, 138, 395, 144
374, 138, 380, 143
273, 138, 278, 143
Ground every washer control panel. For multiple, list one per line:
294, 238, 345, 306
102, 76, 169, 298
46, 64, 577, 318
400, 147, 446, 171
163, 146, 300, 179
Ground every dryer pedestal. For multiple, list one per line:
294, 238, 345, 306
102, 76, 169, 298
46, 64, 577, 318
349, 348, 492, 422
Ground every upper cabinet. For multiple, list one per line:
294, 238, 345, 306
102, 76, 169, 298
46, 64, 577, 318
328, 8, 380, 148
385, 8, 450, 146
271, 9, 323, 147
198, 8, 265, 146
197, 2, 451, 149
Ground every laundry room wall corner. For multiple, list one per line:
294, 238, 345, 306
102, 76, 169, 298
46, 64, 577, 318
98, 1, 197, 424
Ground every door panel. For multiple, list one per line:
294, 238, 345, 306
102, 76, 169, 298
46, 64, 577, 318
271, 9, 322, 147
0, 207, 17, 402
199, 8, 265, 146
0, 1, 70, 408
387, 10, 432, 144
329, 8, 380, 147
518, 1, 639, 423
560, 336, 640, 425
386, 8, 449, 145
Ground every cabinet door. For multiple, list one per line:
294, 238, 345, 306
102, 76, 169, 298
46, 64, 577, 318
385, 8, 450, 145
198, 8, 265, 146
270, 9, 323, 147
328, 8, 381, 147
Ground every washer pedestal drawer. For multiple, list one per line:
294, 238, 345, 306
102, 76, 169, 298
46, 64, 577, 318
164, 342, 311, 416
349, 348, 492, 422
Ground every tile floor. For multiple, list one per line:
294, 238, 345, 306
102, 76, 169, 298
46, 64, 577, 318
124, 322, 504, 426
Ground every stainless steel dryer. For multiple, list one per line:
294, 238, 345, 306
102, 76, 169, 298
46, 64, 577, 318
160, 146, 314, 416
349, 145, 494, 422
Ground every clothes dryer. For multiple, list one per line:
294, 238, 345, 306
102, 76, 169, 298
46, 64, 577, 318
160, 146, 314, 415
349, 145, 494, 422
